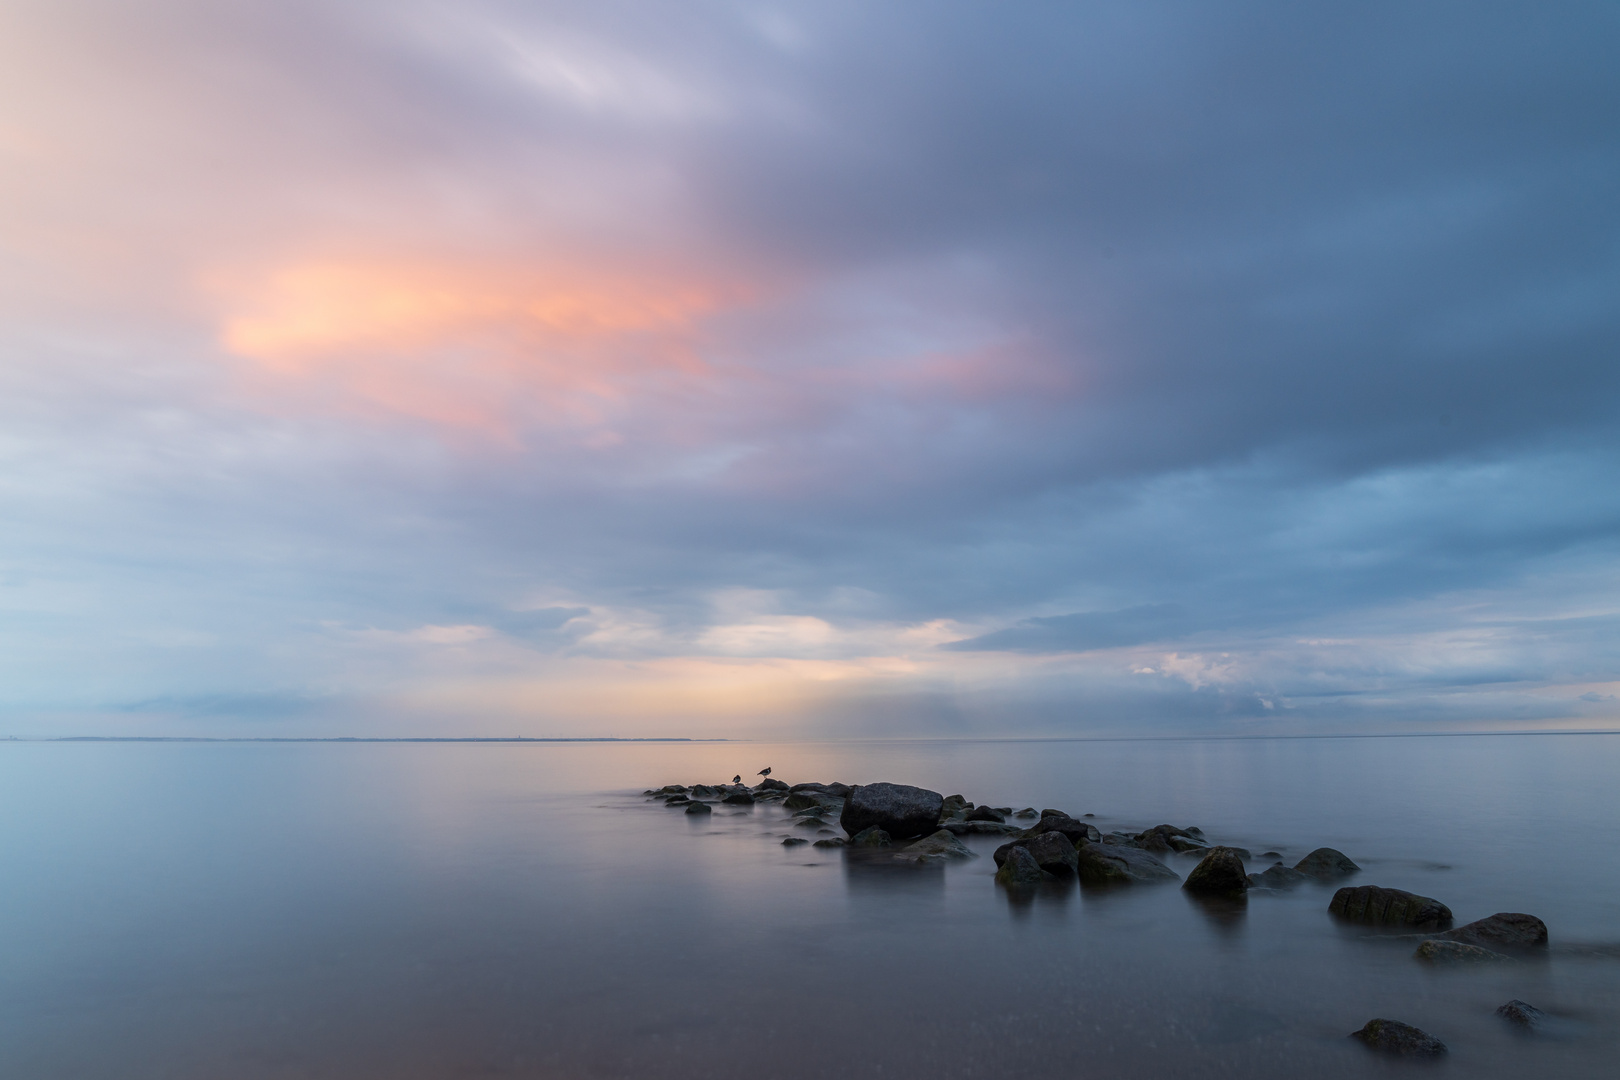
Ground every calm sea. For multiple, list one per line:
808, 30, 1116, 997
1, 734, 1616, 1078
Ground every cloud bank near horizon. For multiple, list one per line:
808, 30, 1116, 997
2, 1, 1618, 736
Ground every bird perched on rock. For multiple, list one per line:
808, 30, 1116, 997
732, 775, 741, 784
758, 767, 772, 778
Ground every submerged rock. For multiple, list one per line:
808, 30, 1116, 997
894, 829, 976, 863
684, 801, 712, 816
1247, 862, 1310, 890
1350, 1018, 1447, 1057
1414, 940, 1511, 965
995, 845, 1053, 887
1293, 848, 1360, 882
1075, 843, 1180, 886
840, 782, 945, 840
848, 826, 892, 848
940, 820, 1023, 836
1329, 886, 1453, 929
1496, 1000, 1545, 1029
1183, 847, 1249, 897
1438, 913, 1548, 951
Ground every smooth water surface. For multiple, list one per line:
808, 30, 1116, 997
1, 735, 1617, 1078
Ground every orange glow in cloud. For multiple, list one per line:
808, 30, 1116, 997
217, 259, 750, 440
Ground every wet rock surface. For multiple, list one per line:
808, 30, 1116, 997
1293, 847, 1360, 881
1496, 1000, 1545, 1029
1329, 885, 1453, 929
848, 826, 892, 848
684, 801, 712, 815
995, 845, 1053, 887
839, 782, 945, 840
1438, 912, 1548, 951
893, 829, 976, 862
1075, 843, 1180, 886
1350, 1018, 1447, 1057
1414, 939, 1511, 964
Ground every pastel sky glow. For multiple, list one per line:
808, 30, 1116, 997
3, 1, 1618, 736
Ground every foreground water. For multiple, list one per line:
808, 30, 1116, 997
0, 734, 1617, 1078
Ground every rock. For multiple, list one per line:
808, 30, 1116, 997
1496, 1000, 1545, 1029
813, 837, 847, 848
1246, 862, 1310, 889
721, 791, 756, 806
794, 816, 828, 829
663, 794, 691, 805
1438, 913, 1548, 951
965, 805, 1006, 823
756, 778, 789, 792
940, 794, 971, 815
894, 829, 976, 862
848, 826, 892, 848
1183, 847, 1249, 897
1014, 808, 1038, 819
1029, 815, 1100, 846
1414, 940, 1511, 965
782, 792, 822, 811
840, 782, 945, 840
1075, 843, 1180, 886
1039, 808, 1070, 819
1259, 851, 1282, 859
825, 783, 853, 797
684, 801, 713, 816
652, 785, 688, 796
1293, 848, 1360, 882
1350, 1018, 1447, 1057
789, 782, 831, 793
1136, 824, 1207, 854
782, 836, 809, 846
1023, 832, 1079, 877
1329, 886, 1452, 929
940, 820, 1021, 836
995, 845, 1053, 887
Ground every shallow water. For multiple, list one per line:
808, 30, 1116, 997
0, 734, 1617, 1078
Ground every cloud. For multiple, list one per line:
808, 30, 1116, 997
943, 605, 1191, 654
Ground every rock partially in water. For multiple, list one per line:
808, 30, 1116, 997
782, 836, 809, 846
755, 778, 790, 792
1496, 1000, 1545, 1029
651, 785, 688, 796
794, 816, 829, 829
965, 805, 1006, 823
1350, 1018, 1447, 1057
664, 794, 691, 805
1013, 808, 1038, 819
848, 826, 892, 848
840, 782, 945, 840
1023, 832, 1079, 877
893, 829, 976, 863
1439, 912, 1548, 951
1029, 814, 1100, 846
812, 836, 847, 848
684, 801, 712, 816
721, 791, 756, 806
1414, 939, 1511, 965
1137, 824, 1208, 854
1075, 843, 1180, 886
1247, 862, 1310, 890
1183, 847, 1249, 897
1293, 847, 1360, 882
781, 792, 823, 811
940, 794, 971, 817
1329, 886, 1452, 929
995, 845, 1053, 887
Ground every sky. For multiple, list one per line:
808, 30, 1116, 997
2, 0, 1618, 738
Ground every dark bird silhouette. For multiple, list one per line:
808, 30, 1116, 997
758, 767, 772, 778
732, 775, 741, 784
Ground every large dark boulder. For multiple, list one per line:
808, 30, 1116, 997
840, 782, 945, 840
1350, 1019, 1447, 1057
995, 845, 1052, 887
684, 801, 712, 816
755, 778, 789, 792
721, 791, 756, 806
1293, 848, 1360, 881
1183, 847, 1249, 897
1438, 913, 1548, 951
966, 805, 1006, 823
1075, 843, 1180, 886
1329, 886, 1452, 929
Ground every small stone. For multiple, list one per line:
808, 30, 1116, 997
995, 845, 1053, 887
782, 836, 809, 846
1293, 847, 1360, 881
848, 826, 892, 848
1350, 1018, 1447, 1057
1496, 1000, 1545, 1029
684, 801, 712, 816
1414, 939, 1511, 965
1183, 847, 1249, 897
1329, 885, 1452, 929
